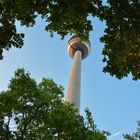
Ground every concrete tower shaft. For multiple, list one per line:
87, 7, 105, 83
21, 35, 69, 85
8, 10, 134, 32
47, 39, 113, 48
65, 50, 81, 112
65, 36, 91, 113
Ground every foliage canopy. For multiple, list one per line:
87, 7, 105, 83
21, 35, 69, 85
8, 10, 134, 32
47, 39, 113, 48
0, 68, 108, 140
0, 0, 140, 80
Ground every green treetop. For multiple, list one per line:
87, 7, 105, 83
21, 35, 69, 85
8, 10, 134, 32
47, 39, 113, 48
0, 68, 108, 140
123, 121, 140, 140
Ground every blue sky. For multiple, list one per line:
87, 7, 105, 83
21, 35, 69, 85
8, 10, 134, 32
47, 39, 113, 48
0, 16, 140, 140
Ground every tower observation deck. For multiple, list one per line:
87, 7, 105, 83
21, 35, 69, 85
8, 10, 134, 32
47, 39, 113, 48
65, 35, 91, 113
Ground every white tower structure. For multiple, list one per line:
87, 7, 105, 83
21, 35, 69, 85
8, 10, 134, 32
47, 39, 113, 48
65, 35, 91, 113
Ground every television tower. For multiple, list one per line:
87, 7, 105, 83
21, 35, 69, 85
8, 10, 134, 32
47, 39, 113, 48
65, 35, 91, 113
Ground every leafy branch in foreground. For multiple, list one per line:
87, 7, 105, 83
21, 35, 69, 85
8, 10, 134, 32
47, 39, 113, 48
0, 68, 108, 140
1, 0, 139, 80
99, 0, 140, 80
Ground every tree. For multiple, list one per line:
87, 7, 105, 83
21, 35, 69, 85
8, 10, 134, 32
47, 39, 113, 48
0, 0, 94, 59
123, 121, 140, 140
98, 0, 140, 80
0, 68, 108, 140
0, 0, 140, 80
